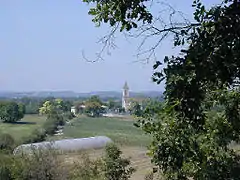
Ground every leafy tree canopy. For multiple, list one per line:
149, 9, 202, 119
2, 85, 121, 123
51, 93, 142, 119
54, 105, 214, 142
84, 96, 105, 117
0, 101, 25, 123
39, 99, 71, 116
84, 0, 240, 179
83, 0, 152, 31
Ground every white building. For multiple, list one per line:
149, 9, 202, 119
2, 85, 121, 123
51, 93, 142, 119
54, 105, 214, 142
71, 106, 76, 116
122, 82, 130, 111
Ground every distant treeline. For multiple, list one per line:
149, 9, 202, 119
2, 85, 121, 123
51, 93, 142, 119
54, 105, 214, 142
0, 96, 120, 114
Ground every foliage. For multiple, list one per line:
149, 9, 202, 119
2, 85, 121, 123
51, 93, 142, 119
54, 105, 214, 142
0, 101, 25, 123
0, 153, 12, 180
84, 96, 105, 117
107, 99, 122, 112
17, 97, 41, 114
70, 153, 104, 180
11, 148, 69, 180
71, 144, 135, 180
142, 1, 240, 179
0, 133, 15, 152
82, 0, 152, 31
43, 115, 63, 136
129, 101, 143, 117
22, 114, 65, 144
39, 98, 71, 116
0, 144, 135, 180
22, 129, 46, 144
103, 143, 135, 180
84, 0, 240, 179
63, 111, 75, 120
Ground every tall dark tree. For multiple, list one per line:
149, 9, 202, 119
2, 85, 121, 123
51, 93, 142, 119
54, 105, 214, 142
0, 101, 25, 123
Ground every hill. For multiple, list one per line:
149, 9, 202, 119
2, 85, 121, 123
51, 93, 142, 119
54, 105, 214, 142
0, 90, 163, 100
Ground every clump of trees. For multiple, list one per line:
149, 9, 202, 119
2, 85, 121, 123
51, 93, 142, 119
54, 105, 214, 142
75, 96, 106, 117
0, 101, 25, 123
107, 99, 125, 113
84, 96, 106, 117
22, 98, 74, 144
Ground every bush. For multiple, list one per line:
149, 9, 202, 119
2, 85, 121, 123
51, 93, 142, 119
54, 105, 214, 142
70, 153, 104, 180
0, 133, 15, 152
0, 153, 12, 180
43, 114, 65, 135
63, 112, 75, 121
11, 147, 69, 180
43, 119, 58, 135
103, 143, 135, 180
22, 129, 46, 144
22, 114, 67, 144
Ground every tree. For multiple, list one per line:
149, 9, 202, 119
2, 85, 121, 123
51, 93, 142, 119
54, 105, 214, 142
39, 99, 71, 116
82, 0, 199, 62
17, 103, 26, 120
129, 101, 143, 117
84, 0, 240, 179
103, 143, 135, 180
0, 101, 25, 123
15, 97, 41, 114
107, 99, 122, 112
108, 99, 117, 110
84, 96, 105, 117
39, 100, 55, 115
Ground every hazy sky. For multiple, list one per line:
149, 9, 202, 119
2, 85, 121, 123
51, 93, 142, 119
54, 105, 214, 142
0, 0, 219, 92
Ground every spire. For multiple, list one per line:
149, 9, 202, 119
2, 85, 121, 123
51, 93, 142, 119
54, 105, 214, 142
123, 81, 129, 90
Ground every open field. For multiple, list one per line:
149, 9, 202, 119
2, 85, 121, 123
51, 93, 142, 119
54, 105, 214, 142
1, 115, 154, 179
61, 116, 154, 179
63, 116, 152, 147
0, 115, 46, 143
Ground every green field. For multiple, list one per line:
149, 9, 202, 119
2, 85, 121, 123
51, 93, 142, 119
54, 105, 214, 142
0, 115, 46, 143
0, 115, 151, 147
0, 115, 153, 179
63, 116, 152, 147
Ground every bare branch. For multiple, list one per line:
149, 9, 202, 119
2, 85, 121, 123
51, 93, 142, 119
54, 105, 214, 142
82, 23, 119, 63
83, 1, 201, 63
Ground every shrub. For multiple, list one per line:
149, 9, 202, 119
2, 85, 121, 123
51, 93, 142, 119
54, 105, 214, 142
103, 143, 135, 180
43, 119, 58, 135
11, 147, 69, 180
0, 133, 15, 152
70, 152, 104, 180
63, 112, 75, 121
0, 153, 12, 180
22, 129, 46, 144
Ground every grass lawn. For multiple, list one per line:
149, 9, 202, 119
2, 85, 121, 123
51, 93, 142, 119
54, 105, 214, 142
63, 116, 152, 147
0, 114, 46, 143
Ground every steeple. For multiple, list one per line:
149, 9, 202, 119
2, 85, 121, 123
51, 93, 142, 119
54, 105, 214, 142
123, 81, 129, 90
122, 81, 130, 111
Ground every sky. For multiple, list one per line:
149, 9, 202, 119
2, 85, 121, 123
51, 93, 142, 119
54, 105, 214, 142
0, 0, 219, 93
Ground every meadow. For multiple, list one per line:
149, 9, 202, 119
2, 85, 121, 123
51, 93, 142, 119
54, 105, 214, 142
63, 116, 152, 147
1, 115, 154, 179
0, 115, 46, 143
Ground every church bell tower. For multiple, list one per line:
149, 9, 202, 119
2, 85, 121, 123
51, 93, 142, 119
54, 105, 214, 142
122, 82, 130, 111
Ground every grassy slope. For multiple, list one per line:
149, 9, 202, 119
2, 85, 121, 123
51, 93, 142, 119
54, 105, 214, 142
62, 116, 153, 179
63, 116, 152, 147
0, 115, 46, 143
